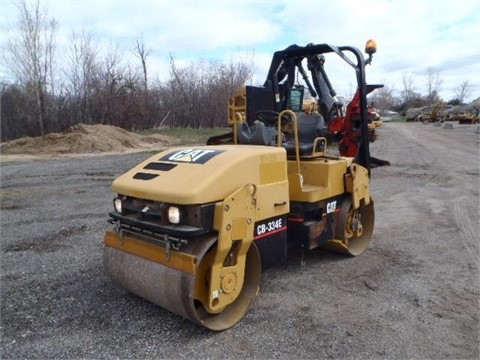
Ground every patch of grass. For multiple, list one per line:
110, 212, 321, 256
138, 126, 231, 145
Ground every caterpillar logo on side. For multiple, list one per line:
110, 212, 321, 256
326, 200, 337, 214
160, 149, 225, 164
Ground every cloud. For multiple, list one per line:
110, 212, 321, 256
1, 0, 479, 101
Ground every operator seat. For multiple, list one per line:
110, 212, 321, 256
236, 121, 277, 146
282, 112, 328, 156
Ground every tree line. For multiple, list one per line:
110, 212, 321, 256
366, 72, 473, 118
0, 0, 254, 142
1, 1, 475, 142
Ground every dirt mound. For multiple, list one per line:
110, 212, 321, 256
0, 124, 172, 156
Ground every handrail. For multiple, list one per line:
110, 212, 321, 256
311, 137, 327, 157
277, 110, 300, 175
233, 112, 243, 145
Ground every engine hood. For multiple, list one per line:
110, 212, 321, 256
112, 145, 288, 204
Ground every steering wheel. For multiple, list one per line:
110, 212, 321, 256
255, 110, 292, 127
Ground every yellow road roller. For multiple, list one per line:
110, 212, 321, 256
104, 40, 378, 331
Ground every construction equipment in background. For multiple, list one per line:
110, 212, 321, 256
448, 111, 479, 124
368, 104, 383, 128
417, 101, 446, 122
104, 40, 380, 331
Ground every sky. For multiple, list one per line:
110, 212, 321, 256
1, 0, 479, 103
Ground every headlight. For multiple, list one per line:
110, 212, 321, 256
168, 206, 180, 224
113, 197, 123, 214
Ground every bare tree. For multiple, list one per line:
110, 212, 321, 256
134, 38, 150, 91
370, 83, 395, 115
425, 67, 443, 108
99, 45, 126, 125
454, 80, 470, 104
3, 0, 57, 136
65, 29, 100, 125
401, 73, 416, 107
163, 55, 254, 128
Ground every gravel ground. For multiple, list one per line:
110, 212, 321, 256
1, 122, 479, 359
